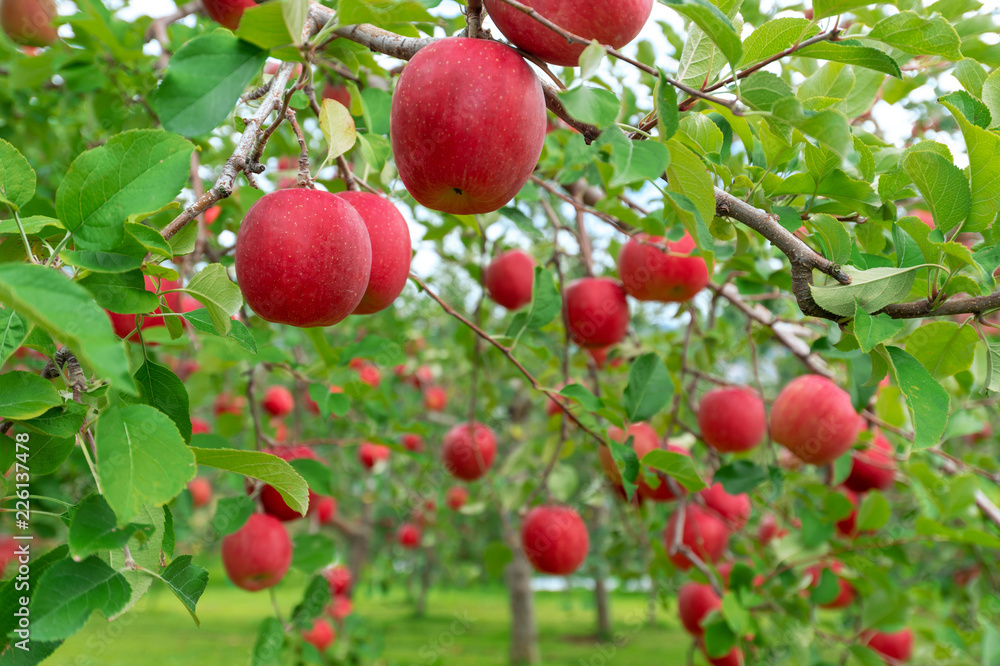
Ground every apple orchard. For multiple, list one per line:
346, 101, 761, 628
0, 0, 999, 664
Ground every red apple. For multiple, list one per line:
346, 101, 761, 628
587, 346, 611, 368
323, 83, 352, 109
442, 422, 497, 481
423, 386, 448, 411
336, 191, 412, 314
912, 209, 934, 229
701, 642, 744, 666
806, 560, 855, 609
677, 582, 721, 635
700, 483, 751, 531
235, 189, 372, 327
214, 393, 245, 417
446, 486, 468, 510
312, 496, 337, 524
262, 386, 294, 418
698, 387, 766, 453
221, 513, 292, 591
602, 423, 689, 501
187, 478, 212, 508
664, 504, 730, 570
404, 365, 434, 388
617, 232, 710, 303
326, 594, 353, 622
204, 205, 221, 225
397, 522, 421, 549
323, 565, 352, 596
521, 505, 589, 575
563, 278, 630, 348
107, 275, 183, 342
390, 38, 546, 214
835, 486, 861, 538
402, 434, 425, 452
866, 628, 913, 662
351, 359, 382, 388
1, 0, 57, 46
0, 537, 19, 577
485, 250, 536, 310
254, 446, 319, 521
202, 0, 257, 30
358, 442, 390, 470
845, 430, 896, 492
191, 417, 211, 435
483, 0, 653, 67
301, 618, 335, 652
757, 513, 787, 546
769, 375, 862, 465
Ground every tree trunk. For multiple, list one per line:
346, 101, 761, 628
415, 546, 433, 616
506, 549, 539, 665
594, 573, 612, 639
346, 500, 373, 584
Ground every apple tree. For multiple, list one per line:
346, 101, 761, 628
0, 0, 999, 664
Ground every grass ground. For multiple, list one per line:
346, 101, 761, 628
52, 564, 690, 665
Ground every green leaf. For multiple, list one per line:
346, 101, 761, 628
661, 0, 742, 68
483, 541, 513, 578
713, 461, 768, 494
608, 439, 640, 499
291, 536, 336, 576
740, 18, 818, 66
860, 587, 909, 631
0, 545, 68, 651
183, 264, 243, 336
154, 33, 268, 137
78, 270, 160, 315
656, 69, 680, 140
854, 306, 905, 354
307, 384, 350, 418
289, 458, 334, 496
498, 207, 541, 238
867, 11, 964, 61
235, 1, 296, 49
886, 346, 950, 450
666, 138, 716, 232
0, 265, 135, 394
0, 371, 61, 420
97, 404, 197, 526
0, 309, 29, 368
770, 97, 851, 156
15, 402, 86, 438
810, 265, 924, 317
642, 449, 706, 492
190, 447, 309, 517
982, 335, 1000, 394
160, 555, 209, 626
318, 98, 357, 169
30, 556, 131, 642
939, 91, 991, 129
250, 617, 286, 666
134, 360, 193, 444
578, 40, 606, 79
19, 433, 75, 476
559, 383, 604, 413
506, 267, 561, 341
902, 150, 971, 234
0, 139, 36, 211
904, 321, 978, 379
556, 87, 620, 128
59, 247, 145, 273
126, 221, 174, 259
338, 334, 405, 367
813, 0, 888, 18
810, 567, 841, 605
857, 490, 891, 531
741, 71, 793, 112
797, 40, 902, 79
211, 496, 255, 537
982, 67, 1000, 129
56, 130, 194, 250
809, 214, 851, 265
336, 0, 435, 26
938, 97, 1000, 233
623, 352, 672, 422
182, 308, 257, 354
954, 59, 988, 98
68, 494, 144, 560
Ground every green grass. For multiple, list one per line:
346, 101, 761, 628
53, 564, 689, 665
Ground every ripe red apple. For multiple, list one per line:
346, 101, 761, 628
221, 513, 292, 591
664, 504, 730, 570
769, 375, 862, 465
700, 483, 751, 531
187, 478, 212, 508
350, 359, 382, 388
254, 446, 319, 521
806, 561, 855, 609
1, 0, 57, 46
757, 513, 787, 546
483, 0, 653, 67
402, 434, 425, 453
301, 618, 335, 652
204, 206, 221, 225
358, 442, 390, 470
912, 209, 934, 229
845, 430, 896, 492
563, 278, 630, 348
701, 642, 744, 666
312, 496, 337, 524
677, 582, 721, 635
442, 422, 497, 481
617, 232, 710, 303
404, 365, 434, 388
235, 189, 372, 327
390, 38, 546, 214
262, 385, 294, 418
698, 387, 766, 453
866, 628, 913, 662
0, 536, 19, 577
214, 393, 246, 417
446, 486, 468, 510
397, 522, 421, 549
835, 486, 860, 538
587, 346, 611, 368
602, 423, 689, 501
423, 386, 448, 411
323, 565, 352, 596
326, 594, 353, 622
191, 417, 211, 435
107, 275, 183, 341
336, 191, 412, 314
323, 83, 352, 109
202, 0, 257, 30
521, 505, 589, 575
485, 250, 536, 310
